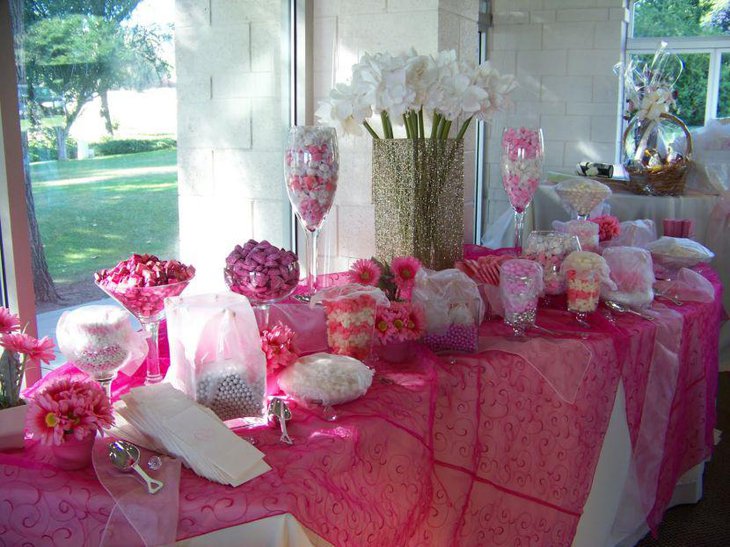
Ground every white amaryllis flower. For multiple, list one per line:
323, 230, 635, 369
353, 51, 415, 119
315, 49, 517, 139
473, 61, 518, 122
315, 82, 372, 136
406, 52, 438, 110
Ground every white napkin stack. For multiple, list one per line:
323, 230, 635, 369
114, 383, 270, 487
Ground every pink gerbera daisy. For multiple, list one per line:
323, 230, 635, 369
348, 259, 382, 287
26, 336, 56, 365
391, 256, 421, 300
1, 332, 37, 356
0, 307, 20, 334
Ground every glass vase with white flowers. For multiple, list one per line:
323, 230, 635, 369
317, 49, 517, 269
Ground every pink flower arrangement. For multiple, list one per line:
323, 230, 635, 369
260, 323, 299, 374
391, 256, 421, 300
374, 302, 425, 345
590, 215, 621, 242
348, 259, 382, 286
26, 377, 113, 445
0, 307, 56, 409
346, 256, 422, 302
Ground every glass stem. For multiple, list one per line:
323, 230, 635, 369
514, 210, 526, 250
143, 320, 163, 385
259, 304, 271, 330
97, 373, 116, 400
306, 229, 319, 297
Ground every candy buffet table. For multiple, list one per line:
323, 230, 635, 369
0, 267, 723, 546
528, 183, 730, 370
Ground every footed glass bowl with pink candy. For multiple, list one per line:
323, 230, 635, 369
95, 254, 195, 384
225, 240, 300, 305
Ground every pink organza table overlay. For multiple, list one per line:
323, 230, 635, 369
0, 267, 723, 545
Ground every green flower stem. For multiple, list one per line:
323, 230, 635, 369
418, 109, 425, 140
403, 114, 412, 138
439, 120, 452, 139
408, 112, 419, 139
363, 121, 381, 139
455, 116, 474, 141
431, 113, 442, 140
380, 111, 393, 139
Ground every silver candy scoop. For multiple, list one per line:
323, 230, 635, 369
604, 300, 655, 321
108, 440, 164, 494
268, 397, 293, 445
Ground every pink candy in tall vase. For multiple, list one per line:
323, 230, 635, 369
95, 254, 195, 385
501, 127, 544, 248
560, 251, 615, 328
499, 259, 544, 337
285, 126, 339, 301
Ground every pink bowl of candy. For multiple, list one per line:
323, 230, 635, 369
224, 240, 300, 305
95, 254, 196, 322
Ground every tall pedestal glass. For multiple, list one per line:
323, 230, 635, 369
96, 278, 193, 385
501, 127, 544, 249
284, 126, 339, 301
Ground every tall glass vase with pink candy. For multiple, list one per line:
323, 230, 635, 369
501, 127, 544, 249
95, 255, 195, 385
499, 259, 544, 337
560, 251, 614, 328
285, 126, 339, 301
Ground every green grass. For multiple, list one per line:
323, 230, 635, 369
30, 149, 179, 284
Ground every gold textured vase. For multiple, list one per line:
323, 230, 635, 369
372, 138, 464, 270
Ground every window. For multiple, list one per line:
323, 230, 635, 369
5, 0, 295, 377
628, 0, 730, 125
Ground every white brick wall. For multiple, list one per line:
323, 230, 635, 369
175, 0, 290, 289
483, 0, 627, 243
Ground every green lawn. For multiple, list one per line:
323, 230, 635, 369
30, 150, 179, 284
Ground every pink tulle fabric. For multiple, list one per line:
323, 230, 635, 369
1, 267, 723, 545
92, 436, 181, 546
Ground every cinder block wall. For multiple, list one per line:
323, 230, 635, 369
175, 0, 291, 289
483, 0, 628, 241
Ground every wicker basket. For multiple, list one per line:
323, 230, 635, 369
622, 113, 693, 196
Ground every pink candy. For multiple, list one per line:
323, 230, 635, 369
95, 255, 196, 320
225, 240, 300, 304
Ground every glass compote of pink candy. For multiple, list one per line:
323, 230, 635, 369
284, 126, 339, 301
501, 127, 544, 249
95, 255, 195, 385
225, 239, 300, 327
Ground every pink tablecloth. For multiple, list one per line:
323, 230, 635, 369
0, 268, 723, 545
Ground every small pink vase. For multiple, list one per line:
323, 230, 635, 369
51, 433, 96, 470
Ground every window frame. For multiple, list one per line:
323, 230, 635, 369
627, 3, 730, 124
